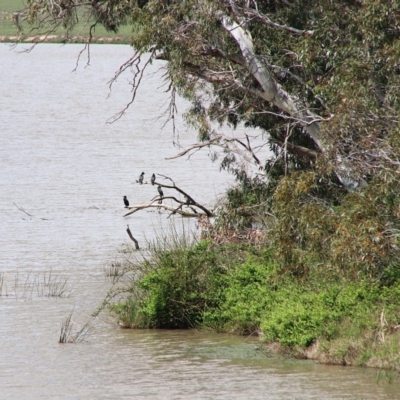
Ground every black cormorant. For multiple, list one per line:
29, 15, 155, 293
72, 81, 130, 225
151, 173, 156, 186
157, 185, 164, 203
138, 172, 144, 184
184, 195, 193, 205
123, 196, 129, 207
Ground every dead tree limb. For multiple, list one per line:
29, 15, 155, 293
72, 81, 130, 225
155, 175, 214, 217
123, 175, 215, 218
270, 138, 319, 159
166, 132, 265, 170
124, 201, 203, 218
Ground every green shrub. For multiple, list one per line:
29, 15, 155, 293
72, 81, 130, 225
214, 258, 276, 334
260, 280, 395, 347
110, 240, 236, 329
108, 232, 400, 371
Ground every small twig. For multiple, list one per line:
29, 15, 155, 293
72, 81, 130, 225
167, 203, 184, 219
13, 202, 33, 217
165, 140, 217, 160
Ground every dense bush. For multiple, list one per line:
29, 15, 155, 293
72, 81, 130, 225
110, 240, 400, 358
110, 240, 238, 329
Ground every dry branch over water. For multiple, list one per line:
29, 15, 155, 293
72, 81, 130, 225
124, 175, 215, 218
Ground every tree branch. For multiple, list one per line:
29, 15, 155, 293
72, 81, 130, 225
241, 7, 313, 36
124, 175, 215, 218
124, 202, 205, 218
155, 176, 214, 217
270, 138, 319, 160
221, 14, 322, 149
165, 140, 218, 160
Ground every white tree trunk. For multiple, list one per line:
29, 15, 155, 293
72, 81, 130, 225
221, 16, 366, 189
221, 16, 322, 148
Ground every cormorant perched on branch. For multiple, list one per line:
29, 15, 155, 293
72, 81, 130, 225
184, 195, 193, 205
157, 185, 164, 204
151, 173, 156, 185
138, 172, 144, 184
123, 196, 129, 207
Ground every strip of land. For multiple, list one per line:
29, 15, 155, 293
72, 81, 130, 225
0, 35, 131, 44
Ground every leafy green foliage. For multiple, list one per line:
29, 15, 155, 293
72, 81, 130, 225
260, 281, 382, 347
112, 240, 232, 329
110, 238, 400, 367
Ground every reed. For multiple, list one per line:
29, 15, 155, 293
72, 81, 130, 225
0, 272, 5, 296
59, 309, 94, 344
36, 270, 71, 298
2, 270, 72, 300
104, 262, 125, 284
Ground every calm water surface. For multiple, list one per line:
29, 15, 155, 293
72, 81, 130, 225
0, 43, 399, 399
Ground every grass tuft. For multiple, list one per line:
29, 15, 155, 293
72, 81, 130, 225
59, 309, 94, 344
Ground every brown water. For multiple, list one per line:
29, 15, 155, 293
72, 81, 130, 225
0, 43, 399, 399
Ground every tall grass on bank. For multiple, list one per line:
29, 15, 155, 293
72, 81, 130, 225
97, 226, 206, 327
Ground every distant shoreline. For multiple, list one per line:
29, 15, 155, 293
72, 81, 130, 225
0, 35, 131, 44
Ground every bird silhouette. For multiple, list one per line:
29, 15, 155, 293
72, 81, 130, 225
123, 196, 129, 207
184, 195, 193, 205
138, 172, 144, 184
157, 185, 164, 204
151, 173, 156, 185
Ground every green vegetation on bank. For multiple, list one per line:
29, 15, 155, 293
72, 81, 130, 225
106, 235, 400, 372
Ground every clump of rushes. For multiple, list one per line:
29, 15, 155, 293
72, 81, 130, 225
107, 228, 233, 329
59, 310, 94, 344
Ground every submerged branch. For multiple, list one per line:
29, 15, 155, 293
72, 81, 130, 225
126, 225, 139, 250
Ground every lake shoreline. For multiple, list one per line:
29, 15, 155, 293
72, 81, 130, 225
107, 240, 400, 377
0, 35, 131, 44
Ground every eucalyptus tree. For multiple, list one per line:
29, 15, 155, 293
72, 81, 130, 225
20, 1, 399, 184
20, 0, 400, 279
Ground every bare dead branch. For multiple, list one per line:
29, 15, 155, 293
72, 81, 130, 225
154, 176, 214, 217
124, 174, 215, 218
165, 140, 218, 160
166, 130, 268, 171
124, 202, 203, 218
107, 49, 156, 124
